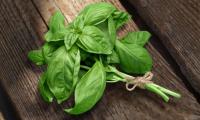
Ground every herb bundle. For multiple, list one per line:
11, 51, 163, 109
28, 2, 181, 115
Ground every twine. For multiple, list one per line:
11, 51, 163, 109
125, 72, 154, 91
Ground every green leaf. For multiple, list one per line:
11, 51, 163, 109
38, 72, 54, 103
79, 2, 116, 25
42, 43, 59, 63
112, 11, 131, 29
65, 61, 106, 115
47, 46, 80, 103
115, 40, 152, 74
28, 49, 45, 65
64, 15, 85, 51
64, 31, 79, 50
45, 30, 68, 42
49, 11, 65, 32
78, 69, 87, 79
72, 15, 85, 30
44, 11, 67, 42
121, 31, 151, 46
96, 16, 116, 51
106, 50, 120, 64
108, 16, 116, 46
76, 26, 112, 54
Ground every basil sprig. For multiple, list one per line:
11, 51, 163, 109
65, 61, 106, 115
28, 2, 181, 115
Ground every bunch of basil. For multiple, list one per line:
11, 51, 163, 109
28, 2, 181, 115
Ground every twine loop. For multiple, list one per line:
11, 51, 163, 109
125, 72, 154, 91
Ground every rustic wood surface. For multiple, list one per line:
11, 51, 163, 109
0, 86, 17, 120
0, 112, 5, 120
127, 0, 200, 94
0, 0, 200, 120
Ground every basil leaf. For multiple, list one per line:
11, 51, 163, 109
49, 11, 65, 32
121, 31, 151, 46
65, 61, 106, 115
45, 29, 68, 42
72, 15, 85, 30
107, 50, 120, 64
47, 46, 80, 103
96, 16, 116, 51
76, 26, 112, 54
28, 49, 45, 65
44, 11, 67, 42
64, 15, 85, 50
112, 11, 131, 29
79, 2, 116, 25
38, 72, 53, 103
42, 43, 58, 63
64, 31, 79, 50
108, 16, 116, 46
78, 69, 87, 79
115, 40, 152, 74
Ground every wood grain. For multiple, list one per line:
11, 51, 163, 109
0, 0, 200, 119
127, 0, 200, 94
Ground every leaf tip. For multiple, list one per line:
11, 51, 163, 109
64, 108, 75, 115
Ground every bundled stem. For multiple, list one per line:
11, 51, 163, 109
112, 68, 181, 102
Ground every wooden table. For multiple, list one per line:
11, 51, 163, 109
0, 0, 199, 119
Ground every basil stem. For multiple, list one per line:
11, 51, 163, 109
145, 83, 169, 102
80, 65, 91, 70
150, 83, 181, 98
109, 68, 180, 102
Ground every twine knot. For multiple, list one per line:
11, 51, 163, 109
125, 72, 154, 91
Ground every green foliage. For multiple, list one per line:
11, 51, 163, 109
28, 2, 180, 116
121, 31, 151, 46
42, 42, 59, 63
64, 31, 79, 50
38, 72, 54, 102
78, 2, 116, 25
46, 46, 80, 103
65, 61, 106, 115
76, 26, 113, 54
28, 49, 45, 65
112, 11, 131, 29
106, 50, 120, 64
115, 40, 152, 74
44, 11, 67, 42
96, 16, 116, 51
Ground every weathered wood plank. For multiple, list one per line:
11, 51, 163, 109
127, 0, 200, 94
0, 0, 65, 119
0, 112, 5, 120
0, 0, 200, 120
